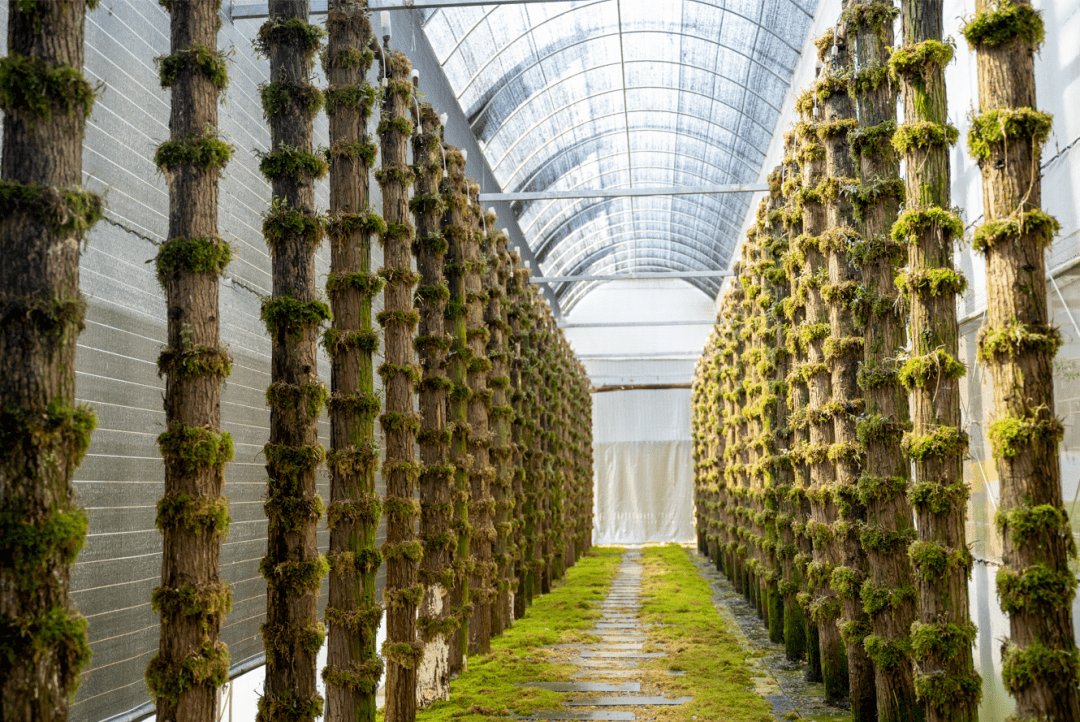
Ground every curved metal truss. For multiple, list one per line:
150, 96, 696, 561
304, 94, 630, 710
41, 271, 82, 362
422, 0, 817, 313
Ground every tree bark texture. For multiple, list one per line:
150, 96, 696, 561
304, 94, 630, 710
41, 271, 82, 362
441, 147, 470, 675
323, 4, 382, 721
894, 3, 980, 719
257, 3, 330, 721
148, 3, 234, 721
412, 104, 453, 709
796, 100, 849, 705
849, 3, 922, 720
377, 50, 420, 722
465, 182, 493, 656
820, 22, 876, 721
0, 1, 102, 719
964, 2, 1080, 719
508, 260, 532, 619
486, 227, 514, 636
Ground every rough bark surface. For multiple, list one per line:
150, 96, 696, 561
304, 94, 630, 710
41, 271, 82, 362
465, 183, 493, 655
149, 3, 233, 722
323, 5, 383, 722
378, 50, 419, 722
442, 147, 470, 675
849, 3, 922, 720
796, 100, 849, 705
965, 2, 1080, 719
413, 104, 452, 709
894, 3, 980, 720
819, 22, 875, 721
258, 3, 329, 722
0, 2, 101, 719
508, 260, 531, 620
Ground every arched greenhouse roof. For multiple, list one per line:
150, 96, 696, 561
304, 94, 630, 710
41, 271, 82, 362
421, 0, 819, 312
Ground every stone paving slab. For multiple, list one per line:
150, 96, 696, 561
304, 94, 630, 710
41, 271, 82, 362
579, 651, 665, 659
576, 658, 639, 668
589, 644, 644, 651
573, 670, 687, 678
565, 696, 693, 707
596, 635, 646, 643
522, 682, 641, 693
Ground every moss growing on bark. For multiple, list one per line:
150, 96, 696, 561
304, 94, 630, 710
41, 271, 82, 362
0, 52, 95, 121
159, 45, 228, 91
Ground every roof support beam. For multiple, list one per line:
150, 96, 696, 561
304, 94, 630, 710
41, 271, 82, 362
531, 270, 734, 283
231, 0, 577, 18
479, 183, 768, 202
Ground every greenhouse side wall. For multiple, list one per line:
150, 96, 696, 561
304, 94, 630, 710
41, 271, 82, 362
727, 1, 1080, 718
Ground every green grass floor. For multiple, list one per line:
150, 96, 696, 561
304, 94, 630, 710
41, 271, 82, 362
413, 544, 790, 721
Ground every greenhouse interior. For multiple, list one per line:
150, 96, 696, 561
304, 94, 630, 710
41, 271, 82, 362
1, 0, 1079, 721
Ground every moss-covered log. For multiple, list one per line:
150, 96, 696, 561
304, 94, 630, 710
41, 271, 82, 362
148, 3, 234, 721
485, 223, 514, 635
322, 4, 383, 720
894, 3, 980, 719
0, 1, 102, 718
257, 3, 328, 721
441, 147, 471, 675
507, 257, 531, 619
412, 103, 452, 707
377, 50, 420, 722
849, 2, 922, 719
464, 182, 494, 655
964, 2, 1079, 719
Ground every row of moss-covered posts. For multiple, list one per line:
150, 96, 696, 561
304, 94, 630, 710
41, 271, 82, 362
693, 2, 1078, 722
0, 3, 593, 722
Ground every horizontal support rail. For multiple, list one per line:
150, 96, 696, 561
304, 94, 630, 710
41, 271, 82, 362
576, 353, 700, 360
559, 320, 714, 328
231, 0, 575, 18
479, 183, 769, 202
591, 383, 692, 393
532, 270, 733, 283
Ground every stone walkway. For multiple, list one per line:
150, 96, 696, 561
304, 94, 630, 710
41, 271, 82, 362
518, 550, 692, 721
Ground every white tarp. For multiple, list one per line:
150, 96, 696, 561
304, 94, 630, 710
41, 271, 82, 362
590, 388, 696, 545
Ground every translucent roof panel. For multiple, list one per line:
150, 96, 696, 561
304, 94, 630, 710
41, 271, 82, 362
422, 0, 818, 312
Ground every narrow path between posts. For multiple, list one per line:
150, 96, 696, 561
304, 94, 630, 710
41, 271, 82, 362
417, 545, 818, 722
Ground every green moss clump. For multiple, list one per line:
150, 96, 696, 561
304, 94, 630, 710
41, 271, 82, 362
376, 309, 420, 329
256, 689, 324, 722
323, 328, 380, 355
972, 208, 1059, 252
260, 81, 324, 120
379, 412, 421, 434
997, 562, 1077, 614
261, 295, 332, 337
898, 349, 966, 389
145, 641, 230, 703
265, 381, 327, 420
322, 47, 375, 74
264, 443, 326, 484
156, 492, 231, 539
155, 235, 232, 284
260, 554, 330, 595
0, 603, 91, 686
155, 134, 233, 173
909, 540, 972, 581
0, 180, 103, 242
850, 120, 897, 160
322, 659, 383, 694
910, 620, 977, 661
324, 83, 378, 116
823, 335, 863, 362
909, 481, 969, 516
265, 494, 325, 534
255, 19, 325, 60
895, 266, 967, 299
913, 668, 982, 712
0, 506, 88, 590
157, 345, 232, 380
325, 496, 381, 529
157, 423, 234, 476
902, 426, 968, 462
326, 271, 383, 297
326, 209, 385, 240
889, 39, 955, 80
962, 1, 1045, 48
863, 633, 909, 671
326, 390, 381, 418
1001, 640, 1080, 696
326, 140, 378, 167
892, 207, 964, 245
377, 116, 415, 137
0, 53, 95, 122
151, 582, 232, 626
988, 411, 1063, 458
977, 318, 1062, 361
326, 444, 379, 477
158, 45, 228, 91
259, 145, 329, 182
968, 107, 1053, 162
996, 503, 1074, 550
374, 164, 416, 188
0, 400, 97, 469
892, 120, 959, 153
263, 200, 325, 248
261, 621, 326, 666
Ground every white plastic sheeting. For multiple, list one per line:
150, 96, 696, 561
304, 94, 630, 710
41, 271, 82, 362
591, 389, 695, 545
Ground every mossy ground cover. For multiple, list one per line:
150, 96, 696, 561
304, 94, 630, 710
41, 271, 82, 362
636, 544, 776, 722
412, 546, 624, 721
